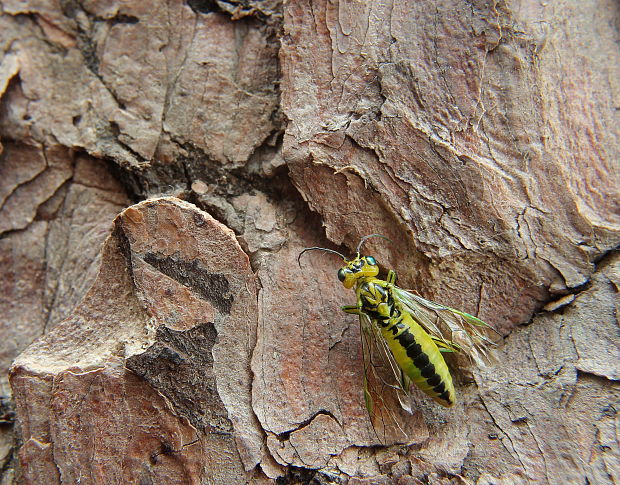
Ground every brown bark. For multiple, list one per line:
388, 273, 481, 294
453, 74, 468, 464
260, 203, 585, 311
0, 1, 618, 484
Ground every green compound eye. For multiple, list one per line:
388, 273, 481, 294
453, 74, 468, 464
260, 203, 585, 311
337, 268, 346, 282
365, 256, 376, 265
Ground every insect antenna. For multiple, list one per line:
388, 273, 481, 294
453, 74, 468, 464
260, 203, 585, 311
297, 247, 347, 268
356, 234, 393, 255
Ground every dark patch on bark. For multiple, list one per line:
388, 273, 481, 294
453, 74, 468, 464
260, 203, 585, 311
178, 144, 266, 198
187, 0, 222, 14
126, 322, 232, 433
192, 211, 207, 227
275, 466, 342, 485
0, 395, 15, 424
109, 14, 139, 25
187, 0, 281, 22
112, 223, 136, 287
57, 0, 100, 74
143, 253, 233, 314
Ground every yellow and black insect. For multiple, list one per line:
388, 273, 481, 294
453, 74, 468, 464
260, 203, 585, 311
299, 234, 494, 418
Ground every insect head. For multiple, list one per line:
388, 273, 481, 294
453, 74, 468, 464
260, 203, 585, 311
298, 234, 390, 289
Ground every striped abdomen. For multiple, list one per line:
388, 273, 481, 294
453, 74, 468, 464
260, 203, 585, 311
380, 311, 455, 407
357, 279, 455, 407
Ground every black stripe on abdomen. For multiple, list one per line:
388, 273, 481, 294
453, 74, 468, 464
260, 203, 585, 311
394, 327, 452, 405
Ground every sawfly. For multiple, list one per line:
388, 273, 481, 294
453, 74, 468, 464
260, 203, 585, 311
298, 234, 495, 432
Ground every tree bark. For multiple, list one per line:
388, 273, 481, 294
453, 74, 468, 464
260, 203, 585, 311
0, 1, 618, 484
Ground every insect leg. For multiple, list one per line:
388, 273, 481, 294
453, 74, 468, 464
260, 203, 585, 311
387, 270, 397, 284
342, 305, 363, 315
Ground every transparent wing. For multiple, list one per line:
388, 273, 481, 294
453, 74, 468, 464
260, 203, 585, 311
391, 286, 497, 367
358, 312, 414, 444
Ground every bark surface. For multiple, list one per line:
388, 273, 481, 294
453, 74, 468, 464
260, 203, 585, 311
0, 1, 618, 484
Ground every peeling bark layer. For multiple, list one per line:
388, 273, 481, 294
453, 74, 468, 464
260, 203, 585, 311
0, 144, 128, 483
0, 0, 280, 171
10, 198, 261, 484
282, 0, 619, 332
472, 253, 620, 484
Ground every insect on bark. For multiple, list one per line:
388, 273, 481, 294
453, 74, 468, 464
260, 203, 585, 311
298, 234, 495, 434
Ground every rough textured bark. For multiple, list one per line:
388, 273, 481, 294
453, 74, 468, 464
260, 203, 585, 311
1, 1, 618, 484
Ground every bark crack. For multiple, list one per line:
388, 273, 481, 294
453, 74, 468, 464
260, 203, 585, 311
0, 162, 47, 214
524, 410, 551, 483
478, 395, 529, 475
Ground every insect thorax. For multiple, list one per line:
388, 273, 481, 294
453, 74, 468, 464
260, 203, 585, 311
357, 279, 396, 324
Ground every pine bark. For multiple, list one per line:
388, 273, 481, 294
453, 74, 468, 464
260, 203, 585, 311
0, 1, 618, 484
